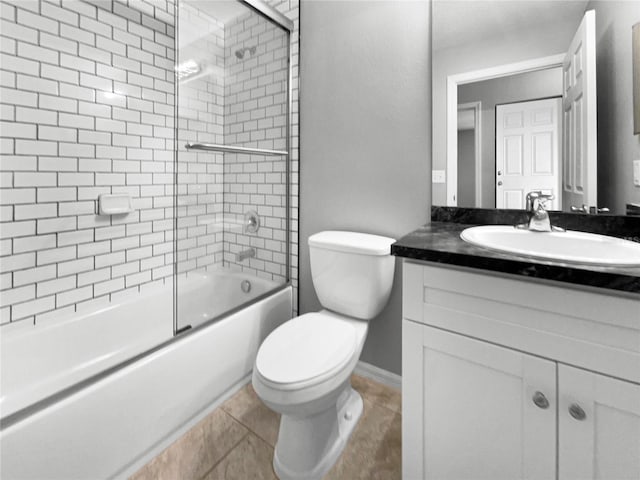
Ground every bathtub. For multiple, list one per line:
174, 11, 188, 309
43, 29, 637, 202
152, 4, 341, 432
0, 270, 292, 479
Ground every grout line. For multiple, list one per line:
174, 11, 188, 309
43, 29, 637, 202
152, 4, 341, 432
219, 386, 279, 448
221, 406, 279, 449
199, 430, 250, 480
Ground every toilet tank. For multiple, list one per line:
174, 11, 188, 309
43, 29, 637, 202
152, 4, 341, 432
308, 231, 396, 320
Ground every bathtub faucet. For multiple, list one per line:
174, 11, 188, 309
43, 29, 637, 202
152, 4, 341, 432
236, 248, 256, 262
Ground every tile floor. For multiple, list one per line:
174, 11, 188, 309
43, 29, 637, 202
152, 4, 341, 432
130, 374, 401, 480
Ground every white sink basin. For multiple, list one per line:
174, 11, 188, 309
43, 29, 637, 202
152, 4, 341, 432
460, 225, 640, 266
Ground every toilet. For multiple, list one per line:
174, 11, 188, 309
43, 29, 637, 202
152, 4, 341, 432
252, 231, 396, 480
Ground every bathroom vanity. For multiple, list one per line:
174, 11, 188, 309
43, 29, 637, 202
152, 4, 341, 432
393, 217, 640, 480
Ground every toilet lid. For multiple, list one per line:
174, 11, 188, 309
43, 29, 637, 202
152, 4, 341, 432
256, 313, 357, 385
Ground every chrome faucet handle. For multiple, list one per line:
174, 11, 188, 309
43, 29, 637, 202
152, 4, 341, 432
570, 205, 610, 214
525, 191, 542, 211
525, 191, 554, 232
531, 193, 554, 213
571, 204, 589, 213
538, 194, 554, 209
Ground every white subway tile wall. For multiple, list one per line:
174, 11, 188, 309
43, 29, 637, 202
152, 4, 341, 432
222, 9, 289, 282
0, 0, 299, 326
175, 3, 224, 277
0, 0, 176, 325
175, 0, 299, 313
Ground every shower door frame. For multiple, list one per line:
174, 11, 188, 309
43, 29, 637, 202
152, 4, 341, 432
172, 0, 294, 336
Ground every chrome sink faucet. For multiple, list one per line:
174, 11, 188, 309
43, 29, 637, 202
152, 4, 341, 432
516, 191, 563, 232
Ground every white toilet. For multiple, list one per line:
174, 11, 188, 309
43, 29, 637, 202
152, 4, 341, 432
252, 231, 396, 480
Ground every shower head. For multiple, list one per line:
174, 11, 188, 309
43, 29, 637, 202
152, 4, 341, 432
235, 46, 256, 60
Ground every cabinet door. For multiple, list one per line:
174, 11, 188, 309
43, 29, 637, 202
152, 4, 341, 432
559, 364, 640, 480
403, 321, 557, 480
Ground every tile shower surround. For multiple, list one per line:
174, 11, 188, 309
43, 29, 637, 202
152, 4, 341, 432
222, 11, 290, 283
0, 0, 177, 326
176, 3, 225, 276
0, 0, 300, 326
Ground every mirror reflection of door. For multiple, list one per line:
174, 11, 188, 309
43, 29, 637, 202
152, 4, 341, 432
458, 67, 563, 208
449, 9, 597, 212
562, 9, 597, 211
496, 98, 562, 210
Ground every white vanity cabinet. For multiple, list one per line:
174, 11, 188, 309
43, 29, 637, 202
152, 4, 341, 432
402, 261, 640, 480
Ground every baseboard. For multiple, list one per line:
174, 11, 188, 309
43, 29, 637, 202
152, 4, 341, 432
354, 361, 401, 391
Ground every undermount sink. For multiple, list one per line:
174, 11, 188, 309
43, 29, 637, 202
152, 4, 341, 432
460, 225, 640, 267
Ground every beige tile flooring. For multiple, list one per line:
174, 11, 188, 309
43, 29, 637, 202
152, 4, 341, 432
130, 374, 401, 480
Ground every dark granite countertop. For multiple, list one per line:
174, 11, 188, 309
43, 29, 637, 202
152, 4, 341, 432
392, 221, 640, 296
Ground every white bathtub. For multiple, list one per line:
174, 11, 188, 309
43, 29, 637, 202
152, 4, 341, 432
0, 270, 292, 479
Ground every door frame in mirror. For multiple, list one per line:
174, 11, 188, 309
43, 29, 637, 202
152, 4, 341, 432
457, 101, 482, 206
445, 53, 565, 206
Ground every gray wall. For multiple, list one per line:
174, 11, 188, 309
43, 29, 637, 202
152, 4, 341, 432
299, 0, 431, 375
588, 0, 640, 213
458, 67, 563, 207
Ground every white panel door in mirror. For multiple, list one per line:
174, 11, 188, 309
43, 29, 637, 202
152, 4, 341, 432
496, 98, 561, 210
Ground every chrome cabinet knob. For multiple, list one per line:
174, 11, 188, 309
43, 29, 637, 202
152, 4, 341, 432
569, 403, 586, 421
532, 391, 549, 409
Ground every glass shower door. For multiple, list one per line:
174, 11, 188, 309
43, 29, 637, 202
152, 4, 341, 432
175, 0, 291, 333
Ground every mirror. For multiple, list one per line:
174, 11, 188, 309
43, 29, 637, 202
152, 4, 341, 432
432, 0, 640, 215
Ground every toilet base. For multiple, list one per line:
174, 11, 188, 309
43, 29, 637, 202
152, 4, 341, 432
272, 383, 364, 480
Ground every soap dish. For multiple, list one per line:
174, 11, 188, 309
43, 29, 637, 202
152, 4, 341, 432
98, 194, 134, 215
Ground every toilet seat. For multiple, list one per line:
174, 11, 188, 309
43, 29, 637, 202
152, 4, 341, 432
255, 312, 358, 390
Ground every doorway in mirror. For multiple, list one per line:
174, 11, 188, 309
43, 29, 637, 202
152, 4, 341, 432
437, 7, 600, 212
495, 98, 562, 210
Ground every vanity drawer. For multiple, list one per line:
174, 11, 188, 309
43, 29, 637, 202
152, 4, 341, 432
402, 261, 640, 383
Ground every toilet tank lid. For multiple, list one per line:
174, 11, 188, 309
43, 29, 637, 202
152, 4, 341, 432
308, 231, 396, 256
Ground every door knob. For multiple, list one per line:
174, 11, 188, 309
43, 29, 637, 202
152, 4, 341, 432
532, 391, 549, 409
568, 403, 586, 421
497, 181, 503, 186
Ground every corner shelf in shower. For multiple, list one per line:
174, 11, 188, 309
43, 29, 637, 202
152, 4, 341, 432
184, 143, 288, 156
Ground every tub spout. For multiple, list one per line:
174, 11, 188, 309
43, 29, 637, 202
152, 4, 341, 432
236, 248, 256, 262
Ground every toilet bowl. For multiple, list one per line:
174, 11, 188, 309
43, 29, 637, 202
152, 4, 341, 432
252, 231, 395, 480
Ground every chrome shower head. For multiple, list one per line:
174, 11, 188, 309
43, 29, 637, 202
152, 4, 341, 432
235, 46, 256, 60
